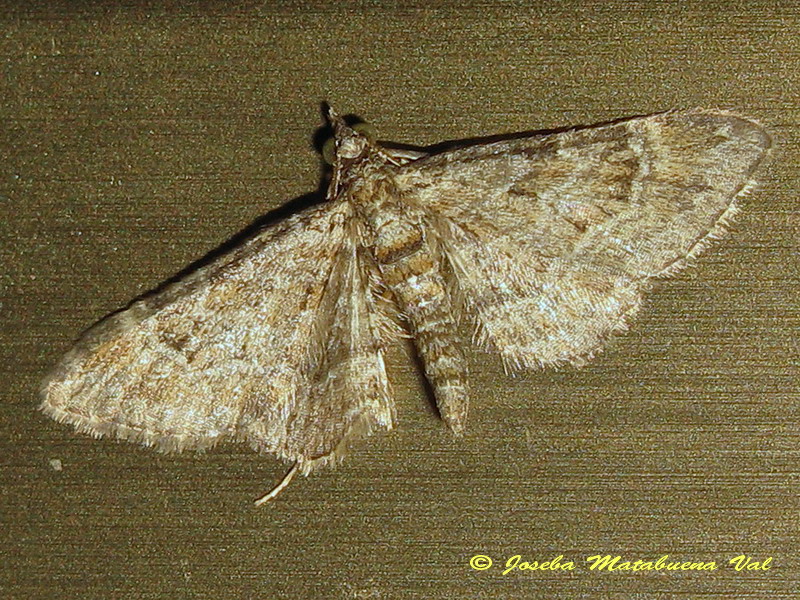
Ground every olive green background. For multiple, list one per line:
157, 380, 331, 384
2, 1, 798, 598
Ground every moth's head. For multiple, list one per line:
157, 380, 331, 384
323, 105, 378, 166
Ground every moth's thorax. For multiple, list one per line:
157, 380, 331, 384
343, 171, 426, 268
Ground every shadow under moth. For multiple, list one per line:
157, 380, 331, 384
40, 107, 771, 504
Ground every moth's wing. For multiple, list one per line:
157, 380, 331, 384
41, 203, 395, 472
394, 109, 771, 368
258, 234, 397, 473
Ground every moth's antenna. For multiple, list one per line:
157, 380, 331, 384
254, 463, 299, 506
324, 104, 351, 140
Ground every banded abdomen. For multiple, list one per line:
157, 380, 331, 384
357, 185, 468, 433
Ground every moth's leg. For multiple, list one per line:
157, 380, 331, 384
369, 213, 469, 433
254, 463, 299, 506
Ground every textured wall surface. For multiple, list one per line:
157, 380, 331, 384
2, 2, 798, 598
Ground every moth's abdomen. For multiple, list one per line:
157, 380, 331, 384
365, 200, 469, 433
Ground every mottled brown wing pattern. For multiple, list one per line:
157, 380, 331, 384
396, 110, 771, 369
41, 202, 393, 471
39, 107, 771, 502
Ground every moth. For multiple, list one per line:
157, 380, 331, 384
40, 107, 771, 504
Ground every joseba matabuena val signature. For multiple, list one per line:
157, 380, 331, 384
469, 554, 773, 575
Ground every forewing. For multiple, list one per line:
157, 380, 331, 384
41, 202, 393, 468
394, 110, 771, 368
